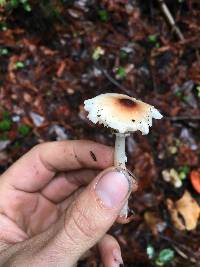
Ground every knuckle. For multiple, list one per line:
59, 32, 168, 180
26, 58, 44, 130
32, 142, 49, 151
63, 214, 79, 246
69, 201, 97, 240
30, 143, 45, 154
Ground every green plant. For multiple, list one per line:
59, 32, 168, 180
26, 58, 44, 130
116, 66, 126, 79
155, 249, 175, 266
98, 9, 109, 22
147, 245, 155, 259
18, 124, 31, 136
155, 42, 160, 49
0, 111, 12, 131
0, 119, 12, 131
0, 0, 6, 6
196, 85, 200, 98
39, 0, 64, 19
146, 246, 175, 266
179, 166, 190, 179
1, 0, 32, 12
148, 34, 158, 43
2, 110, 10, 119
120, 50, 128, 59
175, 91, 189, 103
15, 61, 25, 69
0, 47, 9, 56
175, 91, 182, 97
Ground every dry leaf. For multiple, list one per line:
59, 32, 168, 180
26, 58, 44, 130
190, 169, 200, 194
144, 211, 167, 235
167, 191, 200, 231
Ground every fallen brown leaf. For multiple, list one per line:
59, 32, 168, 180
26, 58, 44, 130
144, 211, 166, 235
167, 191, 200, 231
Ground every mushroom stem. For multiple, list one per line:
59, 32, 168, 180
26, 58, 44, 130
114, 133, 129, 218
114, 133, 127, 169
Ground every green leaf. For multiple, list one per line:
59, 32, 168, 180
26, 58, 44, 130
15, 61, 25, 69
0, 119, 12, 131
0, 0, 6, 7
155, 42, 160, 48
156, 249, 175, 266
147, 245, 155, 259
116, 66, 126, 79
98, 9, 109, 22
10, 0, 19, 8
0, 48, 9, 55
18, 124, 31, 136
148, 34, 158, 43
2, 110, 10, 119
92, 46, 104, 60
179, 166, 190, 174
23, 3, 31, 11
179, 166, 190, 180
196, 85, 200, 98
120, 50, 128, 59
179, 172, 186, 180
175, 91, 182, 97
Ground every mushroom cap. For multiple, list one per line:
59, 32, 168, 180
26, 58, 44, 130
84, 93, 163, 134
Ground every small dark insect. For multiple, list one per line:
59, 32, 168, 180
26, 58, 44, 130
132, 119, 135, 122
90, 151, 97, 161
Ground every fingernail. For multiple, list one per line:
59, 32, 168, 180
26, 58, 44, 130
95, 170, 131, 208
113, 248, 124, 266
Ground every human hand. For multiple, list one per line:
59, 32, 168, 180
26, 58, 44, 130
0, 141, 135, 267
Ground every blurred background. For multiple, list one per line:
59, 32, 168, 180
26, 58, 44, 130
0, 0, 200, 266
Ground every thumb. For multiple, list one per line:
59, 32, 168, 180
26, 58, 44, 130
55, 168, 132, 266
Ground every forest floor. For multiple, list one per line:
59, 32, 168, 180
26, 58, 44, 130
0, 1, 200, 266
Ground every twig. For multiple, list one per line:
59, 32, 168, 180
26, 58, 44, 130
159, 235, 199, 261
165, 116, 200, 121
157, 0, 185, 41
94, 62, 131, 95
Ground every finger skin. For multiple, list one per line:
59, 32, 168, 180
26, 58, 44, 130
0, 168, 130, 267
41, 169, 99, 203
1, 141, 113, 192
99, 234, 123, 267
54, 168, 131, 266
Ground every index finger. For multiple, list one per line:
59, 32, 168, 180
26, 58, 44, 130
1, 140, 114, 192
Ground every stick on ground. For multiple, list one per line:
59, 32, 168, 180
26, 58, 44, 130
157, 0, 185, 41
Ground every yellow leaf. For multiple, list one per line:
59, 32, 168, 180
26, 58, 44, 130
167, 191, 200, 231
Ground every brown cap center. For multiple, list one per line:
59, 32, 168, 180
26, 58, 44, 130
119, 98, 137, 108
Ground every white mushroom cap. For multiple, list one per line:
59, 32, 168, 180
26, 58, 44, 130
84, 93, 163, 134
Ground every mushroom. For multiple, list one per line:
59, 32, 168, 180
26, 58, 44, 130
84, 93, 162, 220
